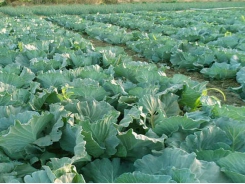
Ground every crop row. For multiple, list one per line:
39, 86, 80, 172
1, 15, 245, 183
48, 14, 245, 100
1, 2, 245, 16
83, 10, 245, 38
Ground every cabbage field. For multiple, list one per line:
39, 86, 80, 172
1, 4, 245, 183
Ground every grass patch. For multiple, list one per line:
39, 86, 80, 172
0, 1, 245, 16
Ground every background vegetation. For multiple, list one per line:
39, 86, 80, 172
1, 1, 245, 16
1, 0, 245, 7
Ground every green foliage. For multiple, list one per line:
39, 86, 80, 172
0, 7, 245, 183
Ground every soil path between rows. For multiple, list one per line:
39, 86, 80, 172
84, 34, 245, 107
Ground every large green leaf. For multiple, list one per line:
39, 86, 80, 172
36, 70, 71, 89
138, 94, 163, 128
0, 111, 39, 132
117, 129, 166, 160
215, 117, 245, 152
212, 104, 245, 121
118, 106, 146, 130
82, 158, 132, 183
64, 100, 120, 123
135, 148, 230, 182
154, 116, 202, 137
115, 171, 172, 183
65, 78, 109, 101
81, 129, 105, 158
46, 158, 85, 183
0, 105, 27, 118
201, 62, 239, 79
218, 152, 245, 182
68, 65, 110, 82
170, 42, 214, 70
134, 148, 196, 175
160, 93, 181, 117
0, 112, 53, 159
82, 116, 120, 158
181, 126, 231, 153
59, 124, 90, 162
196, 149, 231, 162
236, 67, 245, 85
172, 74, 207, 111
96, 46, 131, 67
170, 168, 199, 183
0, 71, 29, 88
29, 58, 61, 73
115, 61, 161, 83
0, 51, 17, 66
33, 116, 64, 147
24, 168, 55, 183
29, 87, 60, 111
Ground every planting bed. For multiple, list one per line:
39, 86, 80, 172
0, 5, 245, 182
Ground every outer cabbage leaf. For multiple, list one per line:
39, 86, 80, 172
134, 148, 230, 183
208, 35, 239, 49
96, 46, 132, 67
15, 50, 47, 67
201, 62, 239, 79
59, 124, 90, 162
47, 158, 85, 183
0, 159, 36, 183
29, 87, 60, 111
118, 106, 146, 130
153, 116, 202, 137
33, 116, 64, 147
168, 168, 199, 183
82, 158, 132, 183
196, 149, 231, 162
0, 71, 29, 88
114, 61, 163, 84
212, 104, 245, 121
0, 111, 39, 132
0, 51, 17, 66
117, 95, 138, 112
64, 100, 120, 123
215, 117, 245, 152
82, 115, 120, 158
181, 126, 231, 153
138, 94, 163, 128
218, 152, 245, 182
3, 63, 21, 75
117, 129, 166, 160
236, 67, 245, 85
29, 58, 61, 73
36, 70, 71, 89
19, 67, 35, 85
24, 169, 54, 183
170, 43, 214, 70
0, 112, 53, 159
0, 105, 27, 118
68, 65, 110, 82
103, 78, 129, 96
172, 74, 207, 111
25, 157, 85, 183
115, 171, 172, 183
64, 78, 109, 101
160, 93, 181, 117
0, 89, 30, 106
